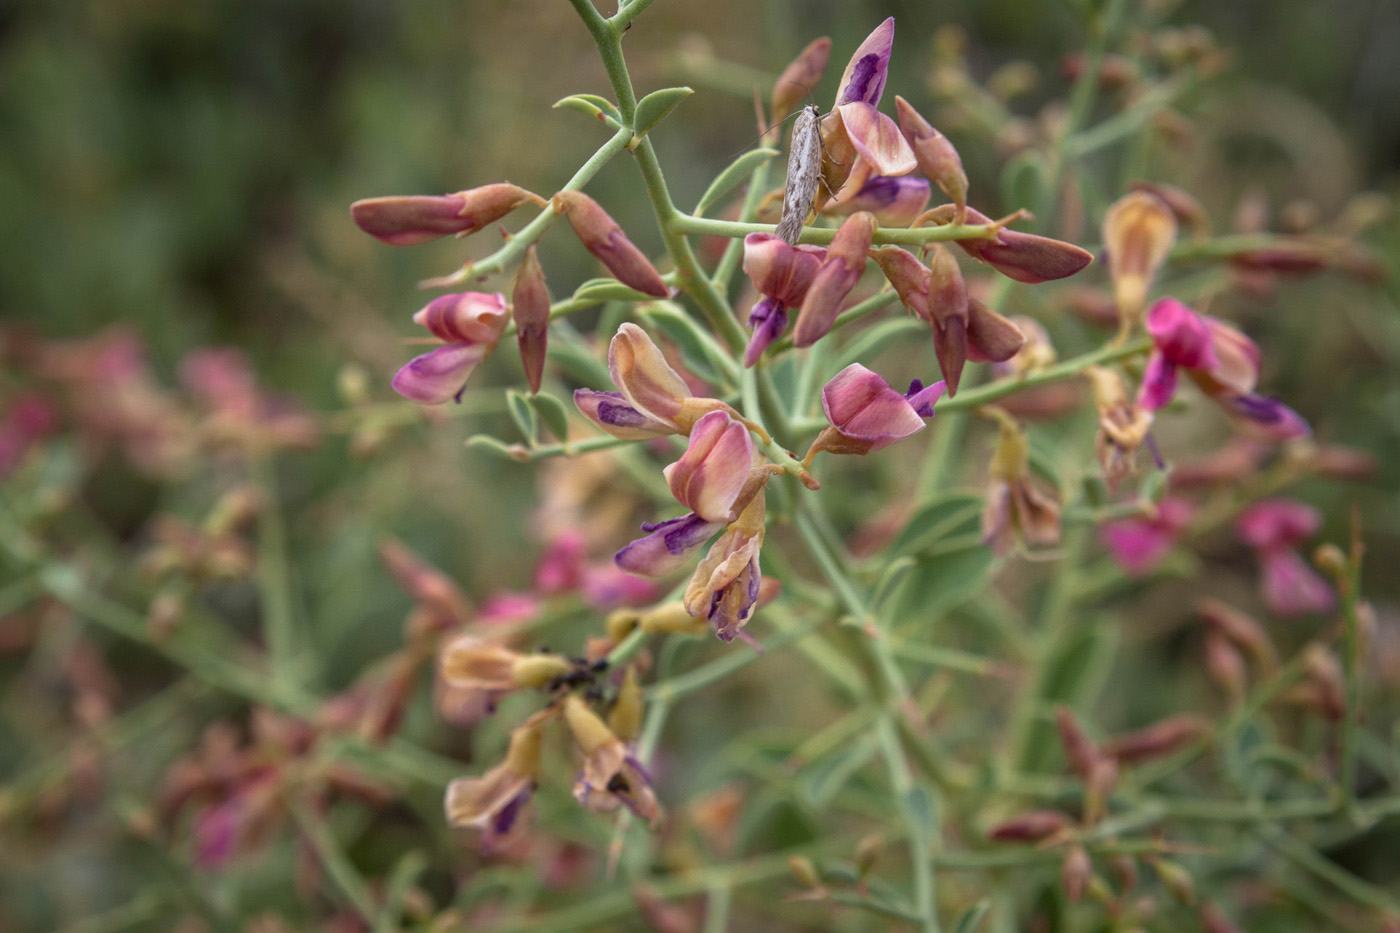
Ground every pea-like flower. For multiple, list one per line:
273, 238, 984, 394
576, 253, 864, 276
576, 324, 769, 440
663, 410, 757, 523
1139, 299, 1309, 440
392, 292, 509, 404
803, 363, 946, 463
445, 716, 546, 852
980, 411, 1061, 556
1102, 190, 1177, 321
1100, 497, 1196, 576
740, 233, 827, 366
1236, 499, 1335, 616
563, 696, 661, 826
684, 489, 766, 643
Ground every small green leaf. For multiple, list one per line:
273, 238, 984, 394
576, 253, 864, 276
465, 434, 528, 462
632, 86, 693, 141
505, 389, 538, 445
530, 392, 571, 443
694, 147, 779, 217
954, 899, 992, 933
553, 94, 624, 130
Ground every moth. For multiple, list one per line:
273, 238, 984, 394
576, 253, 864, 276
774, 104, 823, 246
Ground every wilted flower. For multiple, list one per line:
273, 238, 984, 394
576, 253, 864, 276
351, 184, 546, 246
1086, 366, 1152, 488
981, 411, 1061, 555
563, 696, 661, 826
551, 191, 670, 298
439, 635, 573, 693
1236, 499, 1335, 615
1100, 497, 1196, 576
392, 292, 509, 404
803, 363, 946, 462
576, 324, 769, 440
1102, 190, 1178, 321
684, 490, 766, 643
445, 716, 546, 852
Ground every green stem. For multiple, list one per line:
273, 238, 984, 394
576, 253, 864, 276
671, 213, 1006, 246
878, 718, 941, 933
294, 803, 378, 923
1259, 826, 1400, 913
254, 455, 299, 684
936, 338, 1151, 413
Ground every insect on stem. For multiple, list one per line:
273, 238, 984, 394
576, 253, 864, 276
775, 105, 823, 246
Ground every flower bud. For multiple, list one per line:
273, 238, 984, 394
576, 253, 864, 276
1204, 632, 1247, 704
1055, 706, 1098, 780
793, 212, 876, 347
563, 694, 617, 757
895, 96, 969, 220
1198, 900, 1244, 933
854, 833, 884, 878
1062, 846, 1092, 902
609, 667, 644, 743
928, 206, 1093, 283
1101, 715, 1208, 765
552, 192, 670, 297
512, 244, 551, 394
787, 855, 824, 891
351, 184, 546, 246
1197, 599, 1278, 673
986, 809, 1071, 843
771, 37, 832, 125
966, 300, 1026, 364
1151, 858, 1195, 905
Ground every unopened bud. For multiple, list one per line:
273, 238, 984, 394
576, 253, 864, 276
1062, 846, 1092, 902
788, 855, 823, 891
793, 212, 876, 347
1313, 543, 1348, 581
1198, 900, 1244, 933
351, 184, 546, 246
638, 601, 711, 636
1101, 715, 1208, 765
1084, 756, 1118, 826
513, 244, 551, 394
1110, 853, 1139, 893
1302, 644, 1345, 721
771, 38, 832, 126
1055, 706, 1098, 780
1204, 632, 1247, 704
552, 192, 670, 298
895, 96, 968, 221
986, 809, 1071, 843
853, 833, 884, 878
1197, 598, 1278, 674
609, 667, 644, 743
1151, 858, 1195, 905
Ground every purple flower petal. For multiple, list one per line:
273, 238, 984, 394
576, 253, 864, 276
391, 344, 489, 404
835, 17, 895, 107
615, 513, 723, 577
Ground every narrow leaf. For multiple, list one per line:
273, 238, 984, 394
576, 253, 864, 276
694, 148, 779, 217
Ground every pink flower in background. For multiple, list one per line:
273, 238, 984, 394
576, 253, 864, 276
0, 394, 57, 476
1100, 497, 1196, 576
1236, 499, 1335, 616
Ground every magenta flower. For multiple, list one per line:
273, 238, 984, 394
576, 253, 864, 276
804, 363, 946, 462
1236, 499, 1335, 616
823, 172, 930, 226
392, 292, 509, 404
0, 394, 57, 476
1138, 299, 1309, 441
1100, 497, 1196, 576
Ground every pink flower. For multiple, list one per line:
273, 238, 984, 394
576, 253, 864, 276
1235, 499, 1335, 616
1139, 299, 1309, 441
1100, 497, 1196, 576
392, 292, 509, 404
804, 364, 946, 460
740, 233, 826, 366
663, 410, 756, 523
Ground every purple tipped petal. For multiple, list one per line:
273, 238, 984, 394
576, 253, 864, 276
1136, 351, 1179, 412
1226, 393, 1310, 441
744, 297, 789, 368
828, 174, 931, 226
615, 513, 723, 577
821, 363, 927, 449
391, 344, 489, 404
904, 379, 947, 417
574, 388, 676, 440
835, 17, 895, 107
